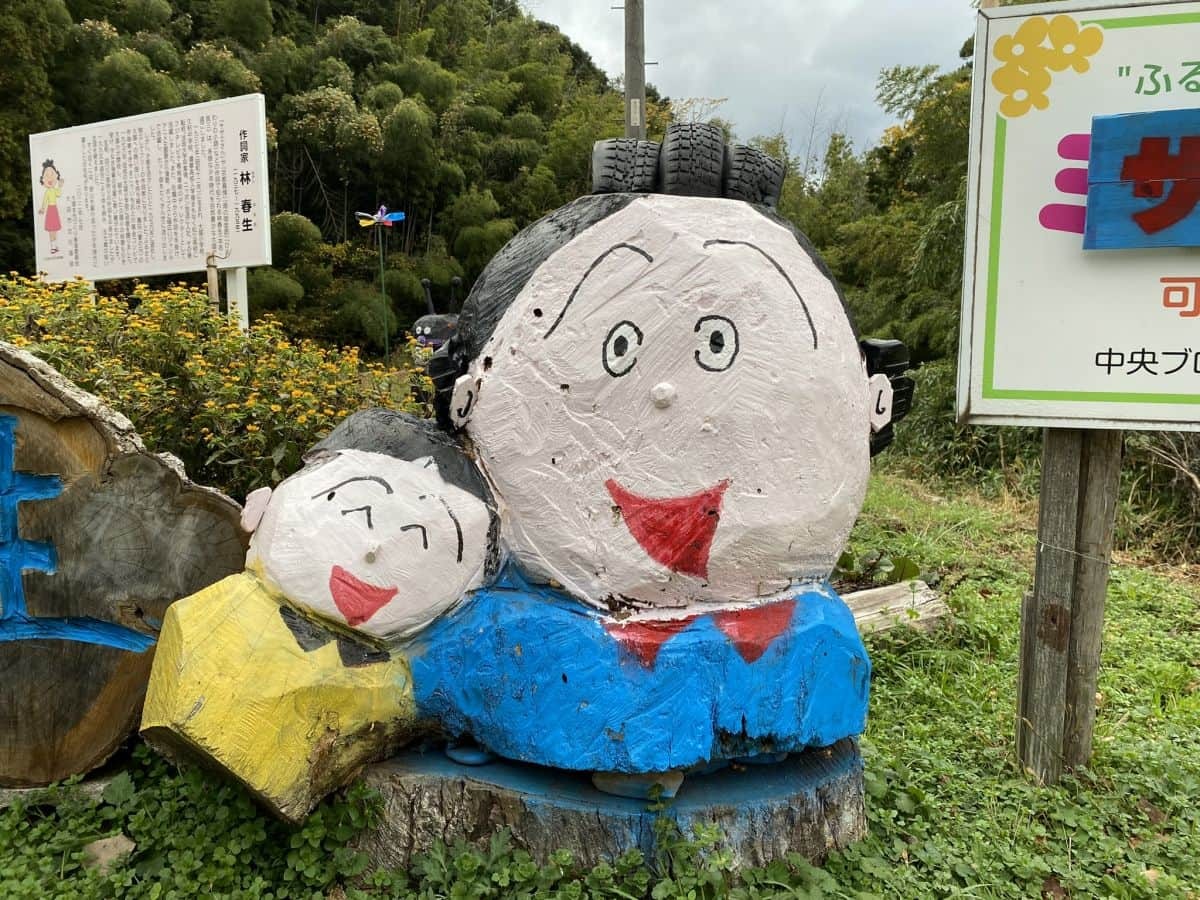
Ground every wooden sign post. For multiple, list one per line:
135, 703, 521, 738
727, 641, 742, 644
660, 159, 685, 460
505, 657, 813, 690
963, 2, 1200, 784
1017, 429, 1122, 784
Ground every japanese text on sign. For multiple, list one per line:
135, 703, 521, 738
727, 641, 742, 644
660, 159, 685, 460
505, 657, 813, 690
29, 94, 270, 282
1116, 62, 1200, 95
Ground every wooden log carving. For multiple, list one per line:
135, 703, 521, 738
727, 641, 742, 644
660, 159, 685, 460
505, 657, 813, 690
141, 571, 417, 822
142, 414, 498, 821
0, 342, 245, 786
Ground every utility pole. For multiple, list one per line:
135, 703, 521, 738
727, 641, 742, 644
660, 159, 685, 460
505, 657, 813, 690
624, 0, 646, 139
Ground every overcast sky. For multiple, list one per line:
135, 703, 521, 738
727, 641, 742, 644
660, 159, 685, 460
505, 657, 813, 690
521, 0, 979, 155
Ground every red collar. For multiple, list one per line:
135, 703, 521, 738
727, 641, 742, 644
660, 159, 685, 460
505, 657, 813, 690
604, 599, 796, 668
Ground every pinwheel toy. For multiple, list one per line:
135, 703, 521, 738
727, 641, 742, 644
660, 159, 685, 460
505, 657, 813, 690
356, 206, 406, 357
356, 205, 406, 228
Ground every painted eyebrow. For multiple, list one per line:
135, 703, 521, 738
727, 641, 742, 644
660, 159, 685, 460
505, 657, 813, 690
437, 496, 465, 563
543, 242, 654, 339
400, 522, 428, 549
310, 475, 394, 498
703, 239, 818, 350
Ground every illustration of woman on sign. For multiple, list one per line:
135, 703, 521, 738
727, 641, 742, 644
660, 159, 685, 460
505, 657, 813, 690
37, 160, 65, 255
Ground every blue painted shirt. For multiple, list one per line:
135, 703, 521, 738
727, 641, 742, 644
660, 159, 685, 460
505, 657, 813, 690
409, 567, 870, 774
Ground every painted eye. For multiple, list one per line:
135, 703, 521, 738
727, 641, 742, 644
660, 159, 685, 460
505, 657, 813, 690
602, 320, 643, 378
694, 315, 739, 372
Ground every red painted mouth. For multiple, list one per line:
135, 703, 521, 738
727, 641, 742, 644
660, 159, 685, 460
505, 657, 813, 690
329, 565, 398, 626
604, 478, 730, 578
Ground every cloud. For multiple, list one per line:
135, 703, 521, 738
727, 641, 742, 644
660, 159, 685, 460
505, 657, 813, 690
522, 0, 977, 153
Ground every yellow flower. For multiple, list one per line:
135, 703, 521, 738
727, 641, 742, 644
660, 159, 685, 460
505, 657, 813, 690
992, 63, 1052, 118
1043, 15, 1103, 74
246, 424, 259, 433
992, 15, 1102, 119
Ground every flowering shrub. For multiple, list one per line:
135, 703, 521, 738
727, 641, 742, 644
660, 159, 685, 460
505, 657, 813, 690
0, 275, 428, 498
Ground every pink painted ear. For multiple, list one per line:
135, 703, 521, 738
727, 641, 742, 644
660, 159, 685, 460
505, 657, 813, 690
241, 486, 273, 533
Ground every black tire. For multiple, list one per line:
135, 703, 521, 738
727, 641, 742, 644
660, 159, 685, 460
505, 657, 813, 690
591, 138, 660, 194
724, 144, 787, 207
657, 123, 726, 198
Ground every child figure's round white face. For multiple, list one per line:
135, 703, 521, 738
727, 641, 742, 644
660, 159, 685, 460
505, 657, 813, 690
459, 195, 872, 615
246, 449, 491, 639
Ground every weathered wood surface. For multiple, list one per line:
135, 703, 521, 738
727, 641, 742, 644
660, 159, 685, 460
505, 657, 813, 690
142, 573, 417, 823
358, 739, 866, 870
845, 580, 945, 635
0, 342, 246, 786
1018, 429, 1083, 784
0, 773, 113, 809
1017, 428, 1122, 785
1063, 430, 1123, 770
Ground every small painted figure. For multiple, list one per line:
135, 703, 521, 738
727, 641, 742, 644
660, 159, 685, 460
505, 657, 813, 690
142, 411, 499, 820
37, 160, 64, 254
411, 313, 458, 350
245, 446, 492, 639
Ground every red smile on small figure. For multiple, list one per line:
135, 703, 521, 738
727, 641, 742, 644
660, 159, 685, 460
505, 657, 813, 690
604, 478, 730, 578
329, 565, 398, 626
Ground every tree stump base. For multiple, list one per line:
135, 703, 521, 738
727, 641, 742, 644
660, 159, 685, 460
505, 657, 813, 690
358, 738, 866, 871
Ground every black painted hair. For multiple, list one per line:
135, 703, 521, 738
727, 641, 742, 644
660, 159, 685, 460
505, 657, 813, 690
40, 160, 60, 181
307, 409, 501, 574
428, 123, 858, 430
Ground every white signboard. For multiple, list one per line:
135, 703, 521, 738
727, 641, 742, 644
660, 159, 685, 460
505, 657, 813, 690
29, 94, 271, 282
960, 0, 1200, 431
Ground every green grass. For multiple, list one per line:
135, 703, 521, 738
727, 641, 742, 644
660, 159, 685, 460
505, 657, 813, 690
2, 472, 1197, 898
831, 473, 1200, 898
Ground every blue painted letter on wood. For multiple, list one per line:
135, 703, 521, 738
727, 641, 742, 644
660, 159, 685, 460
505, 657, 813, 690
1085, 108, 1200, 250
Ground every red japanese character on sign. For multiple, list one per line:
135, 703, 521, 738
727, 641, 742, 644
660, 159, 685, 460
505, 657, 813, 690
1160, 276, 1200, 317
1121, 136, 1200, 234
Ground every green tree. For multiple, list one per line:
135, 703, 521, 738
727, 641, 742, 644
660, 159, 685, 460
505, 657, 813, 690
183, 43, 262, 96
0, 0, 72, 271
216, 0, 272, 50
89, 48, 182, 121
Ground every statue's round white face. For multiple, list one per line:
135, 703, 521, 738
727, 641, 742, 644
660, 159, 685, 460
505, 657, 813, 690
246, 449, 491, 639
462, 195, 871, 615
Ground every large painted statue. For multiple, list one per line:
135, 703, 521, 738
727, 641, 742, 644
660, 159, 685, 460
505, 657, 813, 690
418, 123, 904, 793
144, 122, 913, 816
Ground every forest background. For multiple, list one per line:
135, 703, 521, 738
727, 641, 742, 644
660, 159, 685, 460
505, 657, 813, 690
3, 0, 1199, 559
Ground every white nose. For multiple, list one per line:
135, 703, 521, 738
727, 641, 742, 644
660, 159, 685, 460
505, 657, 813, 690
650, 382, 676, 408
